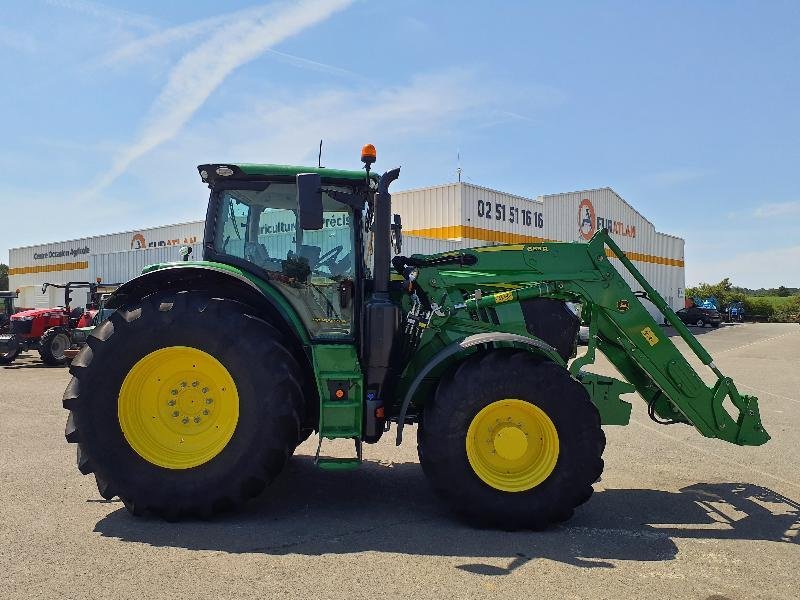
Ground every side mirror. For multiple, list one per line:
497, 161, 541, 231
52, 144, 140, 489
296, 173, 323, 230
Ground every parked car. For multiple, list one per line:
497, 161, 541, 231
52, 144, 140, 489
675, 306, 722, 328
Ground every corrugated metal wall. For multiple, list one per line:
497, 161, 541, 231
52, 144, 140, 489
401, 235, 462, 256
538, 188, 685, 317
88, 243, 204, 284
9, 221, 204, 289
460, 184, 546, 243
393, 183, 547, 244
392, 184, 463, 238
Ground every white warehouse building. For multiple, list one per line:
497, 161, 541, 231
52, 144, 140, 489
8, 183, 684, 319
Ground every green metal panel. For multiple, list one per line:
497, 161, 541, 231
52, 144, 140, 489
312, 344, 363, 439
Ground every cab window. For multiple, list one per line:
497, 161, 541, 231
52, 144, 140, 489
213, 183, 357, 340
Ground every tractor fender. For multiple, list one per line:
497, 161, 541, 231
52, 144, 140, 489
106, 263, 311, 348
395, 332, 560, 445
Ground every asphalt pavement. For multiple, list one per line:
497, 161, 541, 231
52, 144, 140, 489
1, 323, 798, 600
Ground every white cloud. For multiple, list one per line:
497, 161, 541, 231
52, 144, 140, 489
45, 0, 158, 31
86, 0, 354, 196
753, 201, 800, 218
96, 5, 271, 67
161, 68, 493, 168
94, 3, 359, 82
686, 245, 800, 288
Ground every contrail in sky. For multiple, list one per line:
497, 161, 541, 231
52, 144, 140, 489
89, 0, 354, 195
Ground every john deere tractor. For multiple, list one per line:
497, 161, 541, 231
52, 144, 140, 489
63, 146, 768, 527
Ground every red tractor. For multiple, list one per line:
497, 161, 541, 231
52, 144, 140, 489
0, 282, 118, 366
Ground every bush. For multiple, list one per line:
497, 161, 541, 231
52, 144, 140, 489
743, 297, 775, 320
771, 296, 800, 323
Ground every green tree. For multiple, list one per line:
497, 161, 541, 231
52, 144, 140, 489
685, 278, 743, 307
0, 264, 8, 291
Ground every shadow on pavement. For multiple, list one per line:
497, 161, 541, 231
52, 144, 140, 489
93, 457, 799, 574
1, 362, 63, 370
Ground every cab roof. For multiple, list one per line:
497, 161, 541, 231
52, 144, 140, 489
198, 163, 377, 186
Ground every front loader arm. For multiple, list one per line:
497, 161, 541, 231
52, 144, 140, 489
415, 230, 768, 447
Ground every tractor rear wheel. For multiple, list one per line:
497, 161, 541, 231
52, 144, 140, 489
418, 350, 605, 530
63, 291, 306, 519
39, 327, 71, 366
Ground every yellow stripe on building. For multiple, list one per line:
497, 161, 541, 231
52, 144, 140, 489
8, 261, 89, 276
603, 248, 684, 267
404, 225, 684, 268
405, 225, 547, 245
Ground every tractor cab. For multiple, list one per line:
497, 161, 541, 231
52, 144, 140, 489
200, 163, 375, 340
0, 291, 18, 333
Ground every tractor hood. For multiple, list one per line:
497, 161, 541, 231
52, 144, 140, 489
11, 308, 63, 320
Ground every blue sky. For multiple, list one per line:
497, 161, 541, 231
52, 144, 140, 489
0, 0, 798, 287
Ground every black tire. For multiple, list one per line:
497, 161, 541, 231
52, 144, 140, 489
0, 335, 21, 365
712, 322, 720, 328
418, 350, 605, 530
63, 291, 307, 519
695, 319, 705, 328
39, 327, 71, 366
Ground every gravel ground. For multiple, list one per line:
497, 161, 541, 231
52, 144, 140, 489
1, 322, 798, 600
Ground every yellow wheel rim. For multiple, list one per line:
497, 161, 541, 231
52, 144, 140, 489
466, 399, 559, 492
118, 346, 239, 470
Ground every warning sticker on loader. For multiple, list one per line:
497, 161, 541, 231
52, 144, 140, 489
494, 291, 515, 304
641, 327, 659, 346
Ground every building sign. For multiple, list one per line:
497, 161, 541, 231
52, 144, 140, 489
577, 198, 636, 240
131, 233, 146, 249
130, 232, 198, 250
577, 199, 596, 240
476, 199, 544, 228
33, 246, 90, 260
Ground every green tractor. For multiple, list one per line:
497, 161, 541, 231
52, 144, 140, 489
63, 147, 769, 527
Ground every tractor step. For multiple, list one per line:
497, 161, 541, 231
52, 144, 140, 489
314, 436, 362, 470
316, 457, 361, 471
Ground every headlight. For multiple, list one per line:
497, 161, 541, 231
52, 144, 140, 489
15, 315, 34, 321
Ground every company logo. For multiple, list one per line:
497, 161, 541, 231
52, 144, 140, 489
577, 198, 637, 240
131, 232, 197, 250
131, 233, 146, 249
578, 199, 596, 240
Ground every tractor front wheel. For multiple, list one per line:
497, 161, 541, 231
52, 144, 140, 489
64, 291, 306, 519
418, 350, 605, 529
39, 327, 71, 365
